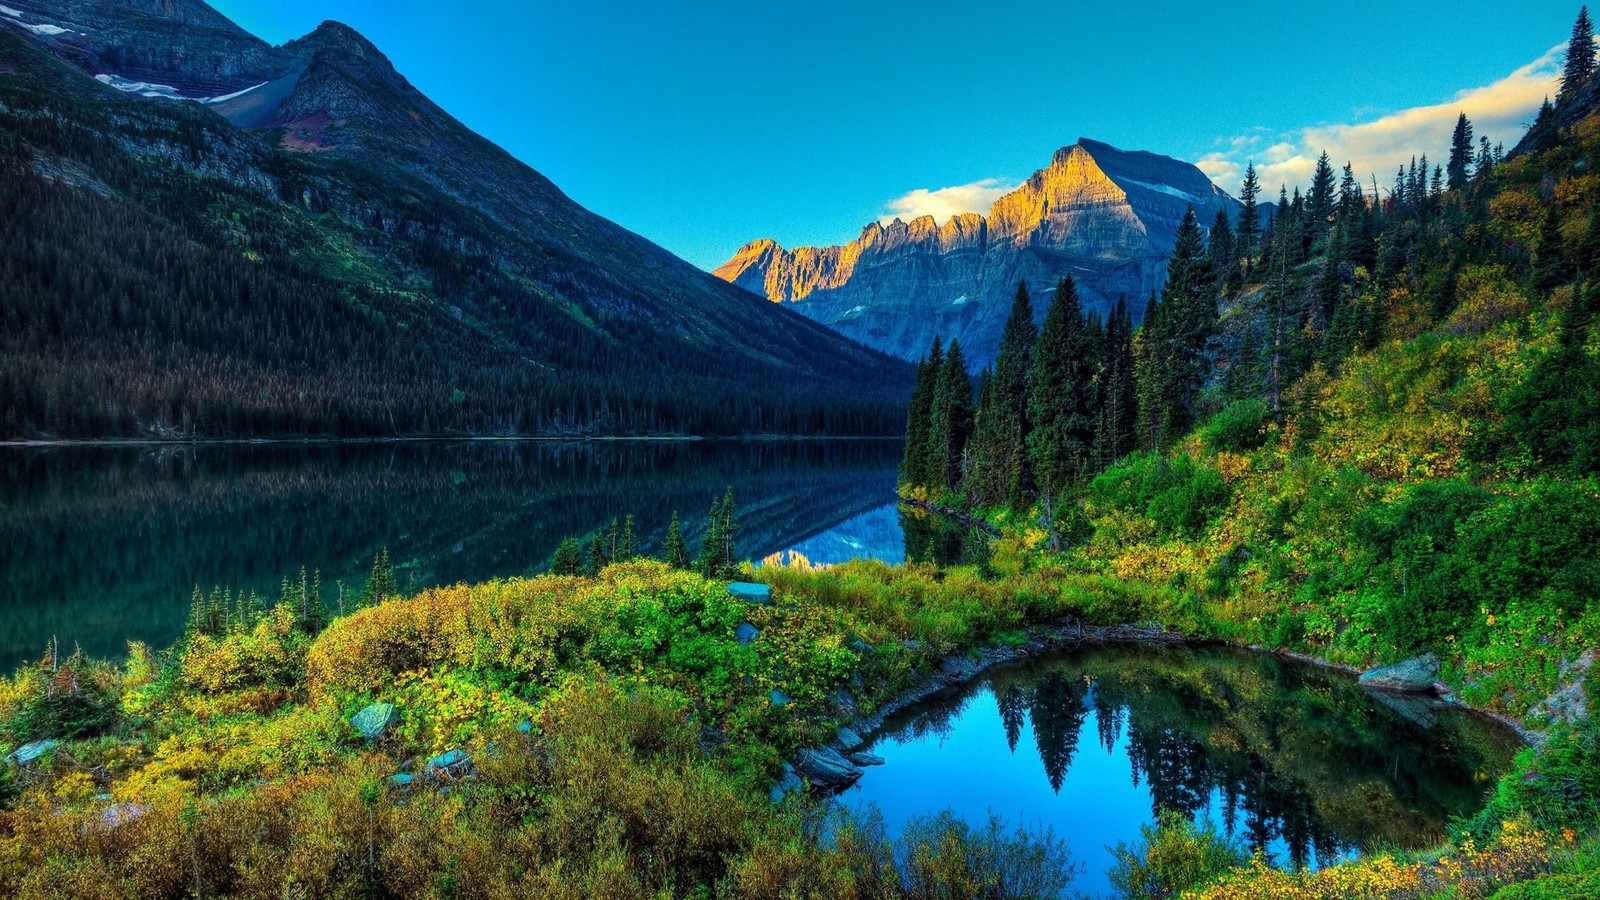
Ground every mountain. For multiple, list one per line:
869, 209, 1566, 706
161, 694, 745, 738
714, 140, 1241, 368
0, 1, 911, 438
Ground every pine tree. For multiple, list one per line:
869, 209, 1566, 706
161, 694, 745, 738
716, 488, 739, 576
1133, 209, 1217, 449
587, 534, 607, 575
694, 493, 724, 577
621, 515, 636, 561
1447, 113, 1475, 191
901, 337, 943, 487
605, 517, 620, 561
1028, 276, 1095, 494
1537, 205, 1572, 291
1092, 297, 1137, 470
1308, 152, 1336, 243
363, 548, 396, 606
927, 340, 975, 491
968, 282, 1037, 505
662, 511, 690, 569
1237, 163, 1261, 275
1209, 209, 1237, 291
549, 538, 584, 575
1563, 5, 1596, 99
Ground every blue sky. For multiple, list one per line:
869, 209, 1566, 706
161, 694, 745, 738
212, 0, 1581, 270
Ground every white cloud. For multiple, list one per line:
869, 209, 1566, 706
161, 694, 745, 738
1199, 43, 1566, 198
878, 177, 1018, 225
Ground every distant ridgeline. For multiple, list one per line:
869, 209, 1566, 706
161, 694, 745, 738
714, 139, 1243, 369
0, 2, 910, 439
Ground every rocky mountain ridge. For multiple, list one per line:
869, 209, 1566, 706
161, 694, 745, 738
715, 139, 1241, 368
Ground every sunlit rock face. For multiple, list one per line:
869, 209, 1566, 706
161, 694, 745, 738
715, 139, 1241, 369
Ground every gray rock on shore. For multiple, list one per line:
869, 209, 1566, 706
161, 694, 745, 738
795, 746, 863, 789
1358, 653, 1441, 693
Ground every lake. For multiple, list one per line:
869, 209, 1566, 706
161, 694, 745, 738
0, 439, 913, 671
842, 644, 1523, 898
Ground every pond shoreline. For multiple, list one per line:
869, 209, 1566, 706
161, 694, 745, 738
827, 618, 1535, 779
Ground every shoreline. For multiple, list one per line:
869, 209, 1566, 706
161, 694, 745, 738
809, 618, 1534, 788
0, 434, 907, 449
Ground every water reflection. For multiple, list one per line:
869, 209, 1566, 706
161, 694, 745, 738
846, 646, 1520, 897
0, 439, 903, 669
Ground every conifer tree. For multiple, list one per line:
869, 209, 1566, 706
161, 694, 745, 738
621, 515, 636, 561
1308, 152, 1336, 242
363, 548, 396, 606
662, 511, 690, 569
1447, 113, 1475, 191
1028, 276, 1095, 494
927, 340, 975, 491
1236, 163, 1261, 275
1563, 6, 1596, 99
549, 538, 584, 575
900, 337, 943, 487
1133, 209, 1216, 449
968, 282, 1037, 505
587, 534, 607, 575
1209, 209, 1236, 291
694, 492, 725, 577
1537, 205, 1572, 291
1092, 297, 1138, 470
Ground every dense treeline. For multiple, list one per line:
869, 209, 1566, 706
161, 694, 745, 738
0, 30, 909, 439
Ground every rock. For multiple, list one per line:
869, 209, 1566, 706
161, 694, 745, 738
735, 623, 761, 646
1358, 653, 1441, 693
425, 748, 473, 778
6, 739, 58, 766
835, 727, 864, 750
712, 140, 1240, 368
828, 690, 858, 714
517, 720, 534, 734
848, 638, 875, 654
727, 582, 772, 605
100, 802, 148, 829
849, 751, 886, 767
388, 772, 415, 788
349, 702, 399, 741
768, 772, 803, 803
901, 639, 927, 653
795, 746, 863, 790
768, 688, 792, 707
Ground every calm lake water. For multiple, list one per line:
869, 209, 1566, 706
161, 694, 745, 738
843, 645, 1522, 898
0, 439, 920, 671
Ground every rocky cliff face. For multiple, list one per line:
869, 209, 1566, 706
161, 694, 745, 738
715, 139, 1241, 368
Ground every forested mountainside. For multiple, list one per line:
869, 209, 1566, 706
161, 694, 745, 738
714, 139, 1242, 368
0, 3, 911, 439
899, 44, 1600, 724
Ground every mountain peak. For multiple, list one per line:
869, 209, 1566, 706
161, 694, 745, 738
300, 20, 382, 58
714, 140, 1240, 368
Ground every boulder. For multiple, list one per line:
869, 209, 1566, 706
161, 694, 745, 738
425, 748, 473, 778
849, 751, 886, 767
6, 739, 58, 766
1358, 653, 1441, 693
349, 702, 399, 741
387, 772, 415, 788
828, 690, 858, 714
735, 623, 761, 646
768, 772, 803, 803
727, 582, 772, 605
795, 746, 863, 790
768, 688, 792, 707
835, 727, 864, 750
100, 802, 149, 829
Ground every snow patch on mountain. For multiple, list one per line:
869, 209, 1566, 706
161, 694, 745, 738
96, 74, 267, 105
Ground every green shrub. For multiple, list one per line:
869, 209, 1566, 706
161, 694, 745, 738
898, 810, 1079, 899
1088, 453, 1231, 540
1107, 809, 1249, 900
1200, 398, 1272, 453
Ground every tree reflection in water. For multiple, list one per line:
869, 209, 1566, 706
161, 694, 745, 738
850, 646, 1520, 888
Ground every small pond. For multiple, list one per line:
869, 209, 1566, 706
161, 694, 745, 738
842, 645, 1523, 898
